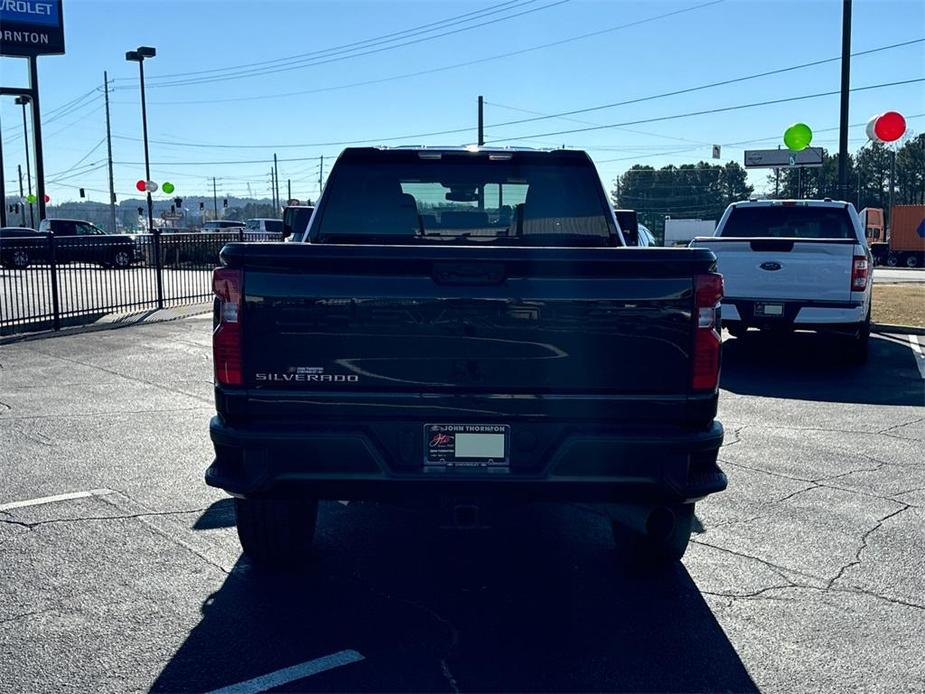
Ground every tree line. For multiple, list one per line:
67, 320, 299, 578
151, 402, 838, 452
611, 134, 925, 242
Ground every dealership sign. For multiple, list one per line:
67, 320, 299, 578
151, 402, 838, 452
0, 0, 64, 56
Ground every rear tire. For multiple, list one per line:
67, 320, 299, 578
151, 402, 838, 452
846, 311, 871, 365
234, 496, 318, 568
10, 249, 31, 269
887, 253, 900, 267
112, 250, 132, 268
612, 504, 694, 569
905, 254, 920, 268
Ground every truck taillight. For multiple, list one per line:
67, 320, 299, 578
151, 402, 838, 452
692, 273, 723, 391
213, 267, 243, 386
851, 256, 869, 291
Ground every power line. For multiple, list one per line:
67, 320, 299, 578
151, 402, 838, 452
141, 0, 538, 83
484, 77, 925, 144
142, 0, 572, 89
483, 37, 924, 130
125, 0, 724, 105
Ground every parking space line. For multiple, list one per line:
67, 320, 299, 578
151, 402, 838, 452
909, 335, 925, 380
0, 489, 114, 513
205, 650, 365, 694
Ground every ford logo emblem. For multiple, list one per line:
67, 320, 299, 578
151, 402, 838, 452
760, 261, 782, 271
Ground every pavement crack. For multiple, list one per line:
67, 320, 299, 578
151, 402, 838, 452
5, 508, 207, 530
826, 504, 912, 590
0, 609, 53, 626
0, 400, 11, 411
878, 417, 924, 436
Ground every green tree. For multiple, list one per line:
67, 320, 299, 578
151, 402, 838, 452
612, 161, 753, 240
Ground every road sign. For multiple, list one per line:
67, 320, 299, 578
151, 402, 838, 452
160, 211, 182, 221
744, 147, 824, 169
712, 145, 721, 159
0, 0, 65, 57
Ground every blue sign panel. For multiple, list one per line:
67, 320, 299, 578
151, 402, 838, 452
0, 1, 59, 27
0, 0, 64, 56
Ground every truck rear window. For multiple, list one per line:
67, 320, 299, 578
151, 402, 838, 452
720, 206, 855, 239
315, 154, 615, 245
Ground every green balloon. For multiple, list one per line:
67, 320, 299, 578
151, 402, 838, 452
26, 194, 36, 204
784, 122, 813, 151
162, 181, 175, 194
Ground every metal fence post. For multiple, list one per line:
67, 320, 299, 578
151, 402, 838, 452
46, 232, 61, 331
153, 229, 164, 309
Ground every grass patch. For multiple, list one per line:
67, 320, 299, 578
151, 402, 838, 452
873, 284, 925, 327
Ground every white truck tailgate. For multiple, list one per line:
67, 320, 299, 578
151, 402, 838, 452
693, 239, 856, 303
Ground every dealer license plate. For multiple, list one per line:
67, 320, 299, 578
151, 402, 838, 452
425, 424, 510, 469
755, 302, 785, 317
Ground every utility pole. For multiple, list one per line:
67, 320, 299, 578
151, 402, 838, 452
103, 71, 117, 234
16, 96, 34, 227
889, 147, 896, 218
318, 155, 324, 195
477, 95, 484, 147
213, 176, 218, 219
273, 152, 280, 211
18, 165, 26, 225
287, 178, 291, 204
27, 57, 48, 226
837, 0, 852, 197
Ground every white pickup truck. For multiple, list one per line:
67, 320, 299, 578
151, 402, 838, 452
690, 199, 872, 363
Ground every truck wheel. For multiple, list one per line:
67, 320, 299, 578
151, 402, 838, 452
886, 253, 899, 267
612, 504, 694, 568
905, 254, 920, 268
234, 496, 318, 568
846, 311, 871, 365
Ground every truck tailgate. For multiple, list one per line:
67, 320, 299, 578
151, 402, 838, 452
225, 244, 716, 398
691, 238, 856, 302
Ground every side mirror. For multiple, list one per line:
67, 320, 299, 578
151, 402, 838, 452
614, 209, 639, 246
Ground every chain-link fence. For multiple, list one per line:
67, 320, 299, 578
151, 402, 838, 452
0, 230, 281, 335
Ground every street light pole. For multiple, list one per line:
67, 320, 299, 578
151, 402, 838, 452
15, 96, 34, 228
126, 46, 161, 308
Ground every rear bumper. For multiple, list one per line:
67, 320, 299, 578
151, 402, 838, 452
722, 298, 867, 330
207, 417, 726, 505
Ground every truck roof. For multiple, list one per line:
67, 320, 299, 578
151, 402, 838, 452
729, 199, 852, 209
337, 146, 594, 162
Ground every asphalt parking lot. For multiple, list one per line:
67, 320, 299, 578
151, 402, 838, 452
1, 314, 924, 692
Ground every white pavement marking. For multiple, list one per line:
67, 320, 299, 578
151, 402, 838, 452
0, 488, 114, 513
909, 335, 925, 380
206, 650, 365, 694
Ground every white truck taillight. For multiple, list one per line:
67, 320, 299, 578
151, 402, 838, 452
692, 273, 724, 391
213, 267, 243, 386
851, 256, 869, 291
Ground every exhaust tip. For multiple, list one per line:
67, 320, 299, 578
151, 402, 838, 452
645, 507, 675, 540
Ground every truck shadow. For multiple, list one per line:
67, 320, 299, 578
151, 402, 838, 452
153, 502, 756, 692
721, 331, 923, 406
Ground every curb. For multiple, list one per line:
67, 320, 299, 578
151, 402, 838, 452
0, 305, 211, 345
872, 323, 925, 336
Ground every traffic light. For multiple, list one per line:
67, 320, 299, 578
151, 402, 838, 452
79, 188, 86, 198
170, 205, 176, 213
199, 201, 204, 210
174, 197, 183, 208
223, 198, 228, 208
137, 207, 144, 216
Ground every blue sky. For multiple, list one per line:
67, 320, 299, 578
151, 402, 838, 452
1, 0, 923, 206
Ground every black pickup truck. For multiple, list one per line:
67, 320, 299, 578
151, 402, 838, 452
207, 147, 726, 568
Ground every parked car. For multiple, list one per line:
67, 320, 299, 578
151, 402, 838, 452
27, 219, 137, 268
244, 218, 284, 234
690, 199, 872, 362
202, 220, 245, 233
0, 227, 44, 269
207, 146, 727, 570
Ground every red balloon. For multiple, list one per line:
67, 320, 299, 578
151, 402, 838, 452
43, 194, 50, 203
136, 179, 147, 192
874, 111, 906, 142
